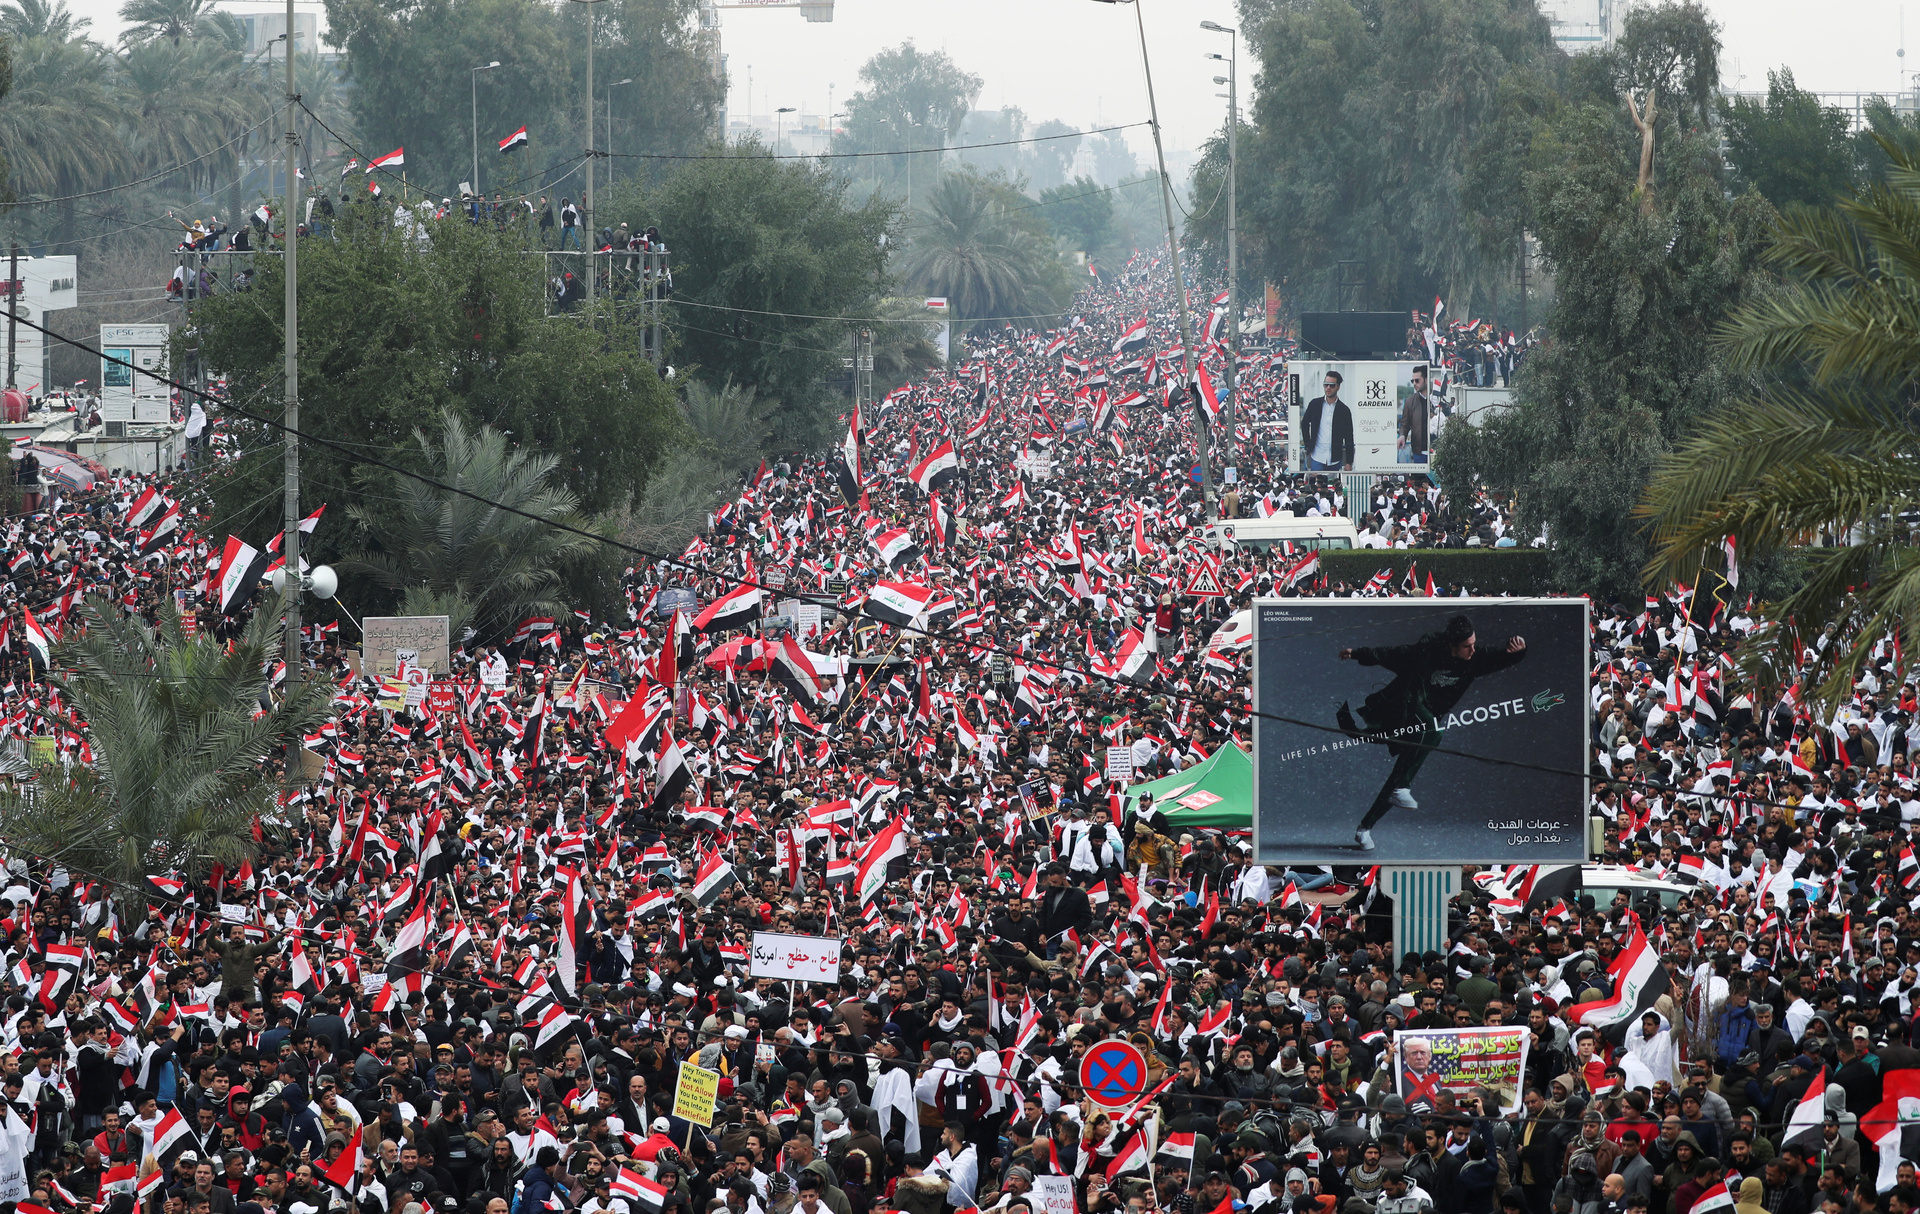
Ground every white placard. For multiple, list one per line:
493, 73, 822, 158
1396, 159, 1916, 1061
749, 931, 843, 984
1031, 1175, 1076, 1214
1104, 746, 1133, 783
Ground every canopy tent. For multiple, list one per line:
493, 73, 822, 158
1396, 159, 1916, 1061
1127, 742, 1252, 829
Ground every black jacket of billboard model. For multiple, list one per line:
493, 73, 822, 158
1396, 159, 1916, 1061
1350, 630, 1529, 731
1299, 395, 1354, 467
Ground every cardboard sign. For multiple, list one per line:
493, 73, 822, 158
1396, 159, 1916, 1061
363, 616, 451, 678
1104, 746, 1133, 783
673, 1063, 720, 1127
426, 682, 460, 713
1031, 1176, 1076, 1214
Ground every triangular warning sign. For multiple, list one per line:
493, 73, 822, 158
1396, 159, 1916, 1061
1185, 566, 1225, 598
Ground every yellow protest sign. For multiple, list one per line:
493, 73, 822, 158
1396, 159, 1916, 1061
672, 1063, 719, 1127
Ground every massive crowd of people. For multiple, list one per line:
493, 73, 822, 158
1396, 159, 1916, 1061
0, 246, 1904, 1214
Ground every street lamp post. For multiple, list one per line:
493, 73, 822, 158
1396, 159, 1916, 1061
565, 0, 611, 308
1094, 0, 1216, 519
1202, 20, 1240, 445
608, 78, 633, 188
775, 105, 796, 155
471, 60, 500, 200
261, 35, 286, 192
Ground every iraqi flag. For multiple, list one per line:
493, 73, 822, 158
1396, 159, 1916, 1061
499, 126, 529, 154
138, 502, 180, 554
1565, 925, 1670, 1040
693, 850, 739, 905
649, 732, 692, 817
1111, 624, 1156, 685
1864, 1069, 1920, 1192
854, 816, 908, 906
1105, 1127, 1150, 1179
929, 493, 956, 550
1782, 1065, 1827, 1146
865, 580, 934, 628
909, 440, 960, 493
1195, 362, 1224, 423
366, 147, 404, 172
22, 608, 50, 672
149, 1107, 192, 1165
215, 535, 269, 616
872, 526, 920, 572
693, 583, 761, 632
1112, 317, 1149, 354
613, 1170, 667, 1214
1684, 1181, 1734, 1213
835, 408, 864, 504
126, 486, 165, 529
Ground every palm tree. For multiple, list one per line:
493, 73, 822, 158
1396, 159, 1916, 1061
117, 0, 240, 46
0, 35, 131, 205
0, 0, 89, 41
901, 172, 1048, 326
343, 414, 611, 643
119, 35, 253, 190
0, 595, 334, 901
1639, 138, 1920, 708
678, 376, 774, 474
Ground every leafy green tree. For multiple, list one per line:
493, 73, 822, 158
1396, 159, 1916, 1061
186, 208, 679, 601
586, 0, 724, 193
901, 169, 1064, 329
344, 413, 610, 642
1038, 175, 1115, 258
1722, 68, 1854, 209
832, 42, 981, 197
120, 36, 254, 189
1434, 2, 1772, 597
322, 0, 570, 196
677, 376, 773, 475
1640, 140, 1920, 706
0, 596, 333, 898
1084, 130, 1135, 186
1209, 0, 1562, 316
0, 34, 129, 209
605, 142, 898, 450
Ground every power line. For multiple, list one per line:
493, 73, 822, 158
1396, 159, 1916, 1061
4, 308, 1609, 807
0, 104, 294, 210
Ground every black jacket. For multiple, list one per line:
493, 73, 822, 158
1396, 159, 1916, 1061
1299, 396, 1354, 468
1035, 883, 1092, 940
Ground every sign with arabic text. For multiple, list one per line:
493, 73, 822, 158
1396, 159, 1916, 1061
749, 931, 843, 984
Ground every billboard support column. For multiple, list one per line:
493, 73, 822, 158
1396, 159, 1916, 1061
1387, 866, 1457, 960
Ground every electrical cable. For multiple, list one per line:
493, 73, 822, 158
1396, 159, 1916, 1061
0, 308, 1810, 824
0, 104, 294, 210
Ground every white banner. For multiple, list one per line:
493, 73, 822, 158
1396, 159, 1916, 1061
749, 931, 843, 984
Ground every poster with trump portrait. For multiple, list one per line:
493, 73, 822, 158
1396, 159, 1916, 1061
1391, 1025, 1530, 1114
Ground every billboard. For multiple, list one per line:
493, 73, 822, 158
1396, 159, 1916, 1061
1288, 360, 1434, 473
1251, 598, 1588, 865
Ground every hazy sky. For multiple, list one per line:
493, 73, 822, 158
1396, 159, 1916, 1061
55, 0, 1920, 164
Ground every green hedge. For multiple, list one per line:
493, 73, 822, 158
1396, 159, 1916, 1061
1317, 548, 1561, 596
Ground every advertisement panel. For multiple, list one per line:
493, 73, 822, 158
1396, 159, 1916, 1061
1252, 598, 1588, 865
1390, 1026, 1531, 1114
1288, 360, 1434, 473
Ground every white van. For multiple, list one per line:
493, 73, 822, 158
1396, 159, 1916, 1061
1202, 515, 1359, 553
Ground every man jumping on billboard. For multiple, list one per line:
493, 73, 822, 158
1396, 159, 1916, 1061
1334, 614, 1527, 851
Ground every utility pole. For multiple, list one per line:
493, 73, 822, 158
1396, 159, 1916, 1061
584, 2, 596, 312
1101, 0, 1215, 518
6, 243, 17, 391
283, 0, 302, 705
1203, 22, 1239, 444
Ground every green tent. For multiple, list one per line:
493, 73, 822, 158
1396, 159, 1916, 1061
1126, 743, 1252, 829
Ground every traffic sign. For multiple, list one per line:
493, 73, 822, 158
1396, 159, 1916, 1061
1079, 1038, 1150, 1109
1185, 566, 1226, 598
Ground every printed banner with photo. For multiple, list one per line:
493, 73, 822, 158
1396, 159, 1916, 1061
1392, 1025, 1531, 1114
1252, 598, 1589, 865
1287, 359, 1436, 473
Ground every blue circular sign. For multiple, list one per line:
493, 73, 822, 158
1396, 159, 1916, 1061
1079, 1038, 1149, 1109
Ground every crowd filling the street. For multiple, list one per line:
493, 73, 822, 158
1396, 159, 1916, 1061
0, 244, 1906, 1214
